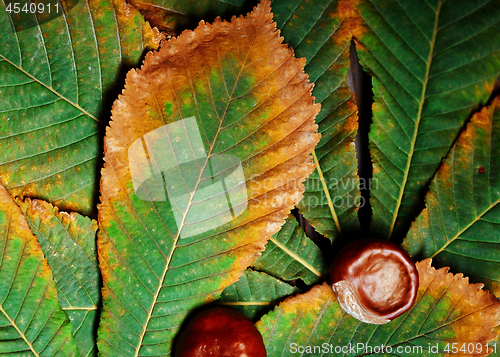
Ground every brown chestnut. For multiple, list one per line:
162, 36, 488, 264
330, 239, 418, 324
175, 307, 267, 357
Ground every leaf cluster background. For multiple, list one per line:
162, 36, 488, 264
0, 0, 500, 356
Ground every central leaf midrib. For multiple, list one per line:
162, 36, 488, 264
134, 12, 267, 355
388, 1, 442, 239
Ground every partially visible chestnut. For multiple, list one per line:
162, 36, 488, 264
330, 239, 418, 324
175, 307, 267, 357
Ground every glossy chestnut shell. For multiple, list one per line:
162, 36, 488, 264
175, 307, 267, 357
330, 239, 418, 324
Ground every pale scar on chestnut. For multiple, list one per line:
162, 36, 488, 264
329, 239, 419, 324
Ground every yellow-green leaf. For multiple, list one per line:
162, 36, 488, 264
97, 1, 320, 354
18, 198, 100, 357
0, 0, 162, 215
252, 215, 328, 286
404, 96, 500, 297
257, 259, 500, 357
0, 183, 79, 356
216, 269, 299, 321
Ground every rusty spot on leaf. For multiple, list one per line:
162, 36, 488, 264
336, 0, 364, 42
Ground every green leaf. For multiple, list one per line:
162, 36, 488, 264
257, 260, 500, 356
279, 0, 361, 241
216, 269, 299, 321
355, 0, 500, 239
0, 183, 79, 356
17, 198, 100, 357
252, 216, 329, 286
97, 1, 320, 354
403, 97, 500, 297
0, 0, 161, 216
